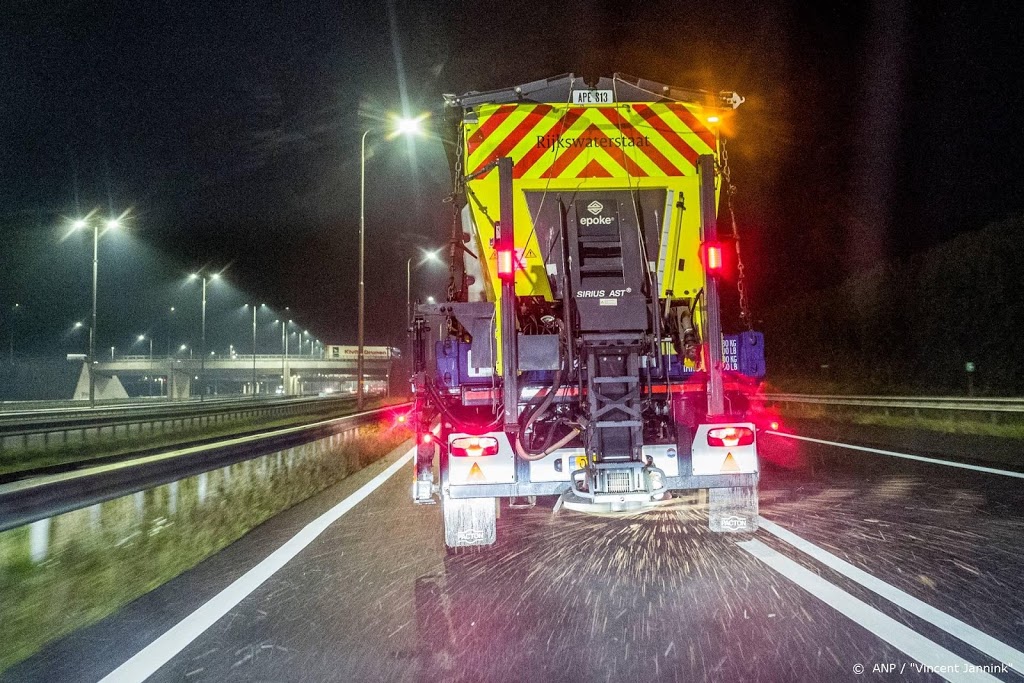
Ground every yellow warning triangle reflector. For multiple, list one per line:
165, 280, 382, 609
721, 452, 741, 473
467, 462, 487, 482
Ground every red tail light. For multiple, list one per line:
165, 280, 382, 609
701, 241, 727, 277
450, 436, 500, 457
769, 421, 780, 431
497, 250, 515, 280
707, 426, 754, 447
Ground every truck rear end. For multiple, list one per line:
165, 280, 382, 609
409, 73, 764, 548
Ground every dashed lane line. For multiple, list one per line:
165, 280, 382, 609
738, 539, 1002, 683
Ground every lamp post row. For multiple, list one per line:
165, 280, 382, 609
64, 115, 427, 406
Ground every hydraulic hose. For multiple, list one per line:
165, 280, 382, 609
425, 380, 502, 435
515, 423, 581, 461
514, 370, 563, 461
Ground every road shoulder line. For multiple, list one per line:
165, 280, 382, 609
765, 430, 1024, 480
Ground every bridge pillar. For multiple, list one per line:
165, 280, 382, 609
167, 368, 192, 401
71, 363, 129, 401
282, 363, 293, 396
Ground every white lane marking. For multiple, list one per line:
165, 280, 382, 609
99, 445, 415, 683
738, 539, 1001, 683
759, 517, 1024, 674
766, 430, 1024, 480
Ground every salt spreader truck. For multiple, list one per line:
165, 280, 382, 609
408, 73, 766, 548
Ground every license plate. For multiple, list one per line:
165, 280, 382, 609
575, 455, 588, 470
571, 89, 613, 105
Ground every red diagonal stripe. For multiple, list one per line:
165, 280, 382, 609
513, 108, 586, 178
576, 159, 613, 178
540, 124, 648, 179
471, 104, 553, 176
633, 104, 700, 166
597, 108, 685, 176
665, 103, 717, 151
467, 105, 516, 156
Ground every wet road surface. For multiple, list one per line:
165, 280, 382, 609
7, 425, 1024, 682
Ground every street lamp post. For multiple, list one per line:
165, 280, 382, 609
357, 115, 425, 410
71, 214, 123, 405
249, 304, 261, 396
8, 303, 20, 364
138, 334, 153, 396
406, 249, 441, 327
201, 276, 207, 399
136, 334, 152, 360
358, 129, 369, 410
189, 272, 220, 401
167, 306, 175, 357
275, 319, 285, 393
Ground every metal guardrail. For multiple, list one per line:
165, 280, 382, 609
0, 403, 410, 532
113, 354, 325, 360
0, 395, 366, 452
760, 393, 1024, 413
0, 394, 279, 418
0, 393, 364, 440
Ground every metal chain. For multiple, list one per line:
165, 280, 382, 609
445, 132, 465, 308
442, 131, 466, 340
719, 137, 753, 330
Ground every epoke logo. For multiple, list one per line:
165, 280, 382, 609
587, 201, 604, 215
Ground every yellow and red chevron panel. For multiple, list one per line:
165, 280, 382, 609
465, 102, 718, 180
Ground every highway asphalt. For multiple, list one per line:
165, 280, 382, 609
6, 422, 1024, 682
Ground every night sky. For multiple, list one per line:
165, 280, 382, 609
2, 0, 1023, 360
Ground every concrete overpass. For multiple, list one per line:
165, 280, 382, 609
71, 354, 393, 401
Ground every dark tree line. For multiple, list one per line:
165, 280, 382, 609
762, 215, 1024, 395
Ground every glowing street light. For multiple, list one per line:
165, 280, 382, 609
407, 248, 442, 326
358, 113, 428, 409
136, 334, 153, 360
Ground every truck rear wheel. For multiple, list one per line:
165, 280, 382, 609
442, 495, 497, 548
708, 486, 759, 534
